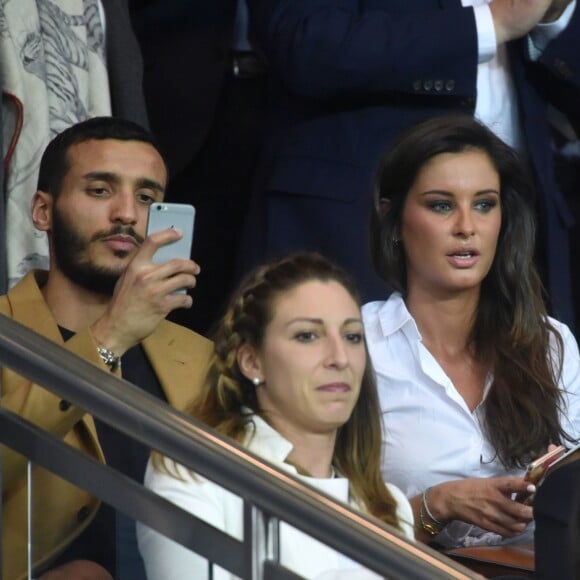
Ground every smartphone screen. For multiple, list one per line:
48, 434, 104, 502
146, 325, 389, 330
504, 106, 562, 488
146, 203, 196, 293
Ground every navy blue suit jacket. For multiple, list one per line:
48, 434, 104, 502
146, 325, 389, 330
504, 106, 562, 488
243, 0, 580, 328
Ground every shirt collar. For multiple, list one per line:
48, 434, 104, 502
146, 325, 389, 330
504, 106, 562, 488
242, 410, 295, 466
240, 410, 353, 499
377, 293, 422, 342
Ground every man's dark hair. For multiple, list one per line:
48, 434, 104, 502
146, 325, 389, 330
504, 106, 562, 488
37, 116, 163, 196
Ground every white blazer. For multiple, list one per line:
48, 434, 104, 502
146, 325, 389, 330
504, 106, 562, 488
138, 415, 414, 579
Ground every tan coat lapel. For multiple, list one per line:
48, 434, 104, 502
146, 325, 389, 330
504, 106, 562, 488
142, 319, 213, 413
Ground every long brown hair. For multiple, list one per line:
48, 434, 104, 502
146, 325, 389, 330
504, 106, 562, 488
370, 115, 573, 468
160, 252, 403, 529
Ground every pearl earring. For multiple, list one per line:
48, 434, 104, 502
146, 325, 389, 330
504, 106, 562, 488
252, 377, 261, 386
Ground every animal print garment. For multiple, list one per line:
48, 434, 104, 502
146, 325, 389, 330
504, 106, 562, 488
1, 0, 110, 285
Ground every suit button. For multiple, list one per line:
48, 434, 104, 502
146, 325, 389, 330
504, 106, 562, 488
423, 79, 433, 91
434, 80, 444, 92
445, 79, 456, 92
412, 79, 422, 92
77, 505, 91, 522
59, 399, 71, 411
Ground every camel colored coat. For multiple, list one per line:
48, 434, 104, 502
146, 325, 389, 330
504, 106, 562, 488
0, 271, 213, 580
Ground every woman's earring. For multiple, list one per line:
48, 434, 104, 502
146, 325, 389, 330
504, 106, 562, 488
252, 377, 261, 386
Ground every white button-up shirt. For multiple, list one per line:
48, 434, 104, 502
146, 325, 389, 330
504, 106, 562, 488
363, 293, 580, 547
465, 0, 576, 151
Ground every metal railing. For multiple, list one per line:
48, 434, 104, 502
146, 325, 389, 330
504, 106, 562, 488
0, 313, 476, 579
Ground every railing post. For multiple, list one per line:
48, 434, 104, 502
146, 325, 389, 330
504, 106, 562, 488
246, 503, 283, 579
246, 502, 268, 580
267, 515, 280, 568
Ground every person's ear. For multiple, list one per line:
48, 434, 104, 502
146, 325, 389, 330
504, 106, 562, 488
31, 190, 54, 232
236, 343, 265, 385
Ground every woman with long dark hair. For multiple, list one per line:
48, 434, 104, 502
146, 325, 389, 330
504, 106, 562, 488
363, 115, 580, 547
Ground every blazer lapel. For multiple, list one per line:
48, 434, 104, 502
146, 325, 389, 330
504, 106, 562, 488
142, 321, 213, 413
5, 270, 102, 448
7, 271, 62, 341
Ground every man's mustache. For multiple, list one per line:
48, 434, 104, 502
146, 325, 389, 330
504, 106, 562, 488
92, 225, 145, 245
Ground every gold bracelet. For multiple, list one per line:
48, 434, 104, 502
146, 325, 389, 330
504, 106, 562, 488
420, 487, 446, 537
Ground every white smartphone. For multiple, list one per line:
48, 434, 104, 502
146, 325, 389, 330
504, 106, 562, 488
146, 202, 196, 293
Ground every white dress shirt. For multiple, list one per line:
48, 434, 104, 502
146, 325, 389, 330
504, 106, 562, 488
464, 0, 577, 150
138, 414, 414, 579
362, 293, 580, 547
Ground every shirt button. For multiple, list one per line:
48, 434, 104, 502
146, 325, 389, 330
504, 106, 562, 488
59, 399, 71, 412
445, 79, 456, 92
434, 80, 443, 92
423, 79, 433, 91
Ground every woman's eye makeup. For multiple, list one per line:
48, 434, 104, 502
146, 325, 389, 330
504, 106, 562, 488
424, 196, 499, 214
426, 200, 452, 213
474, 198, 498, 212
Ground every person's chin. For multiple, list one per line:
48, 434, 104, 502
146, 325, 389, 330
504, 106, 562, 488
92, 252, 133, 273
321, 403, 356, 426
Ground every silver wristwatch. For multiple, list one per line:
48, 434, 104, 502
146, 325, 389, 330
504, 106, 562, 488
97, 345, 121, 372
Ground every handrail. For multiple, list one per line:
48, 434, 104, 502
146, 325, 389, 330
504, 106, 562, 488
0, 313, 476, 578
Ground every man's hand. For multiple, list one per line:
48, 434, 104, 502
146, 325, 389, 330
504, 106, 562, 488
490, 0, 553, 43
89, 228, 200, 356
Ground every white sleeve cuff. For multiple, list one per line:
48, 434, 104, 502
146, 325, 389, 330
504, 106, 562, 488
472, 4, 497, 63
529, 0, 576, 59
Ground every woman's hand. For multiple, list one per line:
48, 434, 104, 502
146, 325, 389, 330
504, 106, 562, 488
423, 477, 534, 538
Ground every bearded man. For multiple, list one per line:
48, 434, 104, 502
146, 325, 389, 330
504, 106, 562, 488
0, 116, 213, 580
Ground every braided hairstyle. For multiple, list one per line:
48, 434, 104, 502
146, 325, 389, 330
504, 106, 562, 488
186, 252, 402, 529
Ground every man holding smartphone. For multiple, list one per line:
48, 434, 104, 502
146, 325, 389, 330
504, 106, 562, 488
0, 117, 213, 580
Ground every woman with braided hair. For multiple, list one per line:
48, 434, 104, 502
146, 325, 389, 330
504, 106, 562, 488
138, 252, 414, 579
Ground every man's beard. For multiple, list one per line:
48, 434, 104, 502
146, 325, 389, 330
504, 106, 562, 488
51, 204, 144, 296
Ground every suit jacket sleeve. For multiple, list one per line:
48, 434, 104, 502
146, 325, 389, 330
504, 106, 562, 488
531, 1, 580, 133
248, 0, 479, 99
